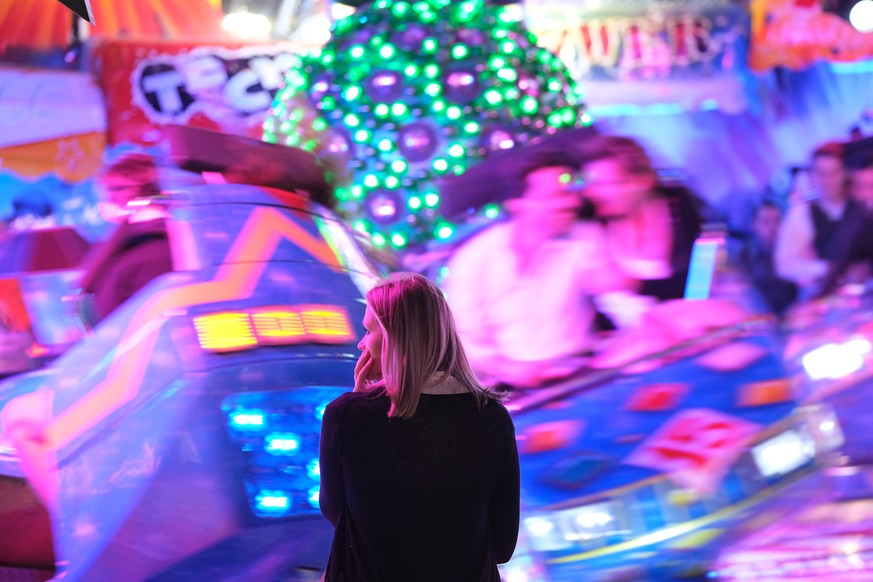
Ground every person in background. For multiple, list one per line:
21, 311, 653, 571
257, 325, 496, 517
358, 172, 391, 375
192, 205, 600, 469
848, 152, 873, 210
319, 272, 519, 582
775, 142, 864, 298
579, 135, 703, 328
819, 153, 873, 293
79, 153, 174, 324
443, 150, 631, 388
734, 201, 798, 316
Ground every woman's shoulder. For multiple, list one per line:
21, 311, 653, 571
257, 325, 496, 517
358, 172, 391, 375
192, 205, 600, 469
481, 397, 515, 428
326, 390, 388, 416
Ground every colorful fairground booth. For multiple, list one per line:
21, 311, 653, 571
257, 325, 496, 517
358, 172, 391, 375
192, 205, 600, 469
0, 0, 308, 242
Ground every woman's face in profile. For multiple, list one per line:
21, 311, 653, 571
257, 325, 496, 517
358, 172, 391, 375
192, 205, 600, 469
358, 305, 384, 366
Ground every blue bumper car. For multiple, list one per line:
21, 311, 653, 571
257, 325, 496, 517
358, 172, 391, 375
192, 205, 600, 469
0, 132, 379, 582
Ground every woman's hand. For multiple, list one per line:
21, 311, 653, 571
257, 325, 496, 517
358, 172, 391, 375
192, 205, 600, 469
354, 350, 382, 392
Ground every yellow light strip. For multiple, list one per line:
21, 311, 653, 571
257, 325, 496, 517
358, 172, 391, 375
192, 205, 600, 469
192, 312, 258, 352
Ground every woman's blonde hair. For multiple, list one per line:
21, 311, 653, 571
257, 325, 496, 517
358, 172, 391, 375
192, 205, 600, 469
366, 272, 501, 419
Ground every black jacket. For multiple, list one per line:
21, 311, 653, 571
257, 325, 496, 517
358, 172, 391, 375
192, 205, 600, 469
319, 389, 519, 582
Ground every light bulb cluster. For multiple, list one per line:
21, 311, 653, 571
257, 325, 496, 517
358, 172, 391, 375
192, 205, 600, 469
263, 0, 589, 249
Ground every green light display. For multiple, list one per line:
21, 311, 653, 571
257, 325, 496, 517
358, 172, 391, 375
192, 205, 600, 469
263, 0, 588, 249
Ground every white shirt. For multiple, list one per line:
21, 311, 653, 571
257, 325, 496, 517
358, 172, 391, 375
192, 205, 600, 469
774, 201, 841, 286
443, 222, 610, 365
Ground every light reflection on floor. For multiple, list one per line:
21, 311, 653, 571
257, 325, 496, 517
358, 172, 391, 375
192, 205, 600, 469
714, 496, 873, 580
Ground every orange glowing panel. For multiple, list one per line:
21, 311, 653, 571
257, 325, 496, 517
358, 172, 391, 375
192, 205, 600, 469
737, 378, 794, 407
251, 309, 306, 343
193, 312, 257, 353
299, 306, 354, 343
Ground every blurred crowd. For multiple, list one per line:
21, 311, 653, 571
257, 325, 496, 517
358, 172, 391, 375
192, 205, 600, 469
4, 129, 873, 391
438, 134, 873, 389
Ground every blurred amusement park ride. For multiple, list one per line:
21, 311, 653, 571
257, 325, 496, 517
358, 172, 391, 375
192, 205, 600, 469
0, 1, 873, 580
0, 128, 868, 582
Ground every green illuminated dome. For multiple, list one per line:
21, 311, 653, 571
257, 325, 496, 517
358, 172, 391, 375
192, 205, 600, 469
264, 0, 590, 249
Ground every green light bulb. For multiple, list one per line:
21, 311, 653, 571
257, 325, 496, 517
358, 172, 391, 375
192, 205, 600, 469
521, 96, 538, 114
312, 118, 327, 131
488, 56, 506, 70
448, 143, 465, 157
562, 108, 575, 123
581, 113, 593, 125
352, 220, 368, 232
355, 129, 372, 142
424, 63, 441, 78
446, 106, 462, 120
413, 1, 429, 12
432, 99, 447, 113
379, 44, 397, 60
343, 85, 361, 101
391, 159, 408, 173
464, 121, 480, 134
320, 96, 336, 110
484, 89, 502, 105
484, 203, 500, 219
405, 63, 420, 77
385, 176, 400, 189
363, 174, 380, 188
451, 44, 470, 59
391, 233, 407, 247
497, 68, 517, 82
497, 8, 518, 23
344, 113, 361, 127
375, 103, 390, 117
548, 79, 562, 92
351, 185, 365, 199
335, 187, 350, 201
425, 83, 441, 97
547, 112, 562, 127
423, 38, 439, 54
372, 233, 387, 247
500, 40, 516, 54
408, 196, 423, 210
425, 192, 441, 207
392, 102, 408, 116
350, 45, 366, 59
435, 224, 454, 239
433, 158, 449, 173
392, 1, 410, 16
322, 52, 335, 65
378, 139, 394, 152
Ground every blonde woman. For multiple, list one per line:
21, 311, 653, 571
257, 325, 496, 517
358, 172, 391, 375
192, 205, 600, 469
319, 272, 519, 582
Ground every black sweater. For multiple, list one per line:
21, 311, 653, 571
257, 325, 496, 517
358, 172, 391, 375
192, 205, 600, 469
319, 390, 520, 582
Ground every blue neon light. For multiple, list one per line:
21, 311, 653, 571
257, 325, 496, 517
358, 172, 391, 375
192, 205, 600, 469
230, 410, 266, 428
223, 386, 349, 519
308, 486, 320, 508
265, 432, 301, 455
255, 491, 292, 514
